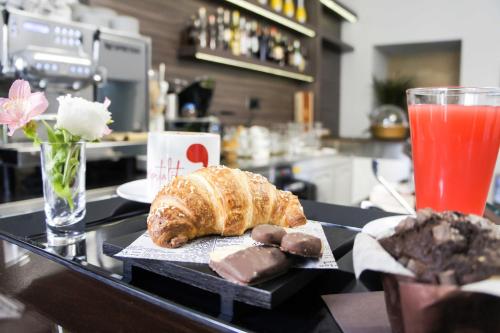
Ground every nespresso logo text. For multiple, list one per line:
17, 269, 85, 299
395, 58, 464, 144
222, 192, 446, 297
103, 42, 140, 54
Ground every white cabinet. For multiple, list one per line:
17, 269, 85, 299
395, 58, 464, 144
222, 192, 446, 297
293, 153, 411, 206
351, 156, 411, 205
293, 155, 352, 205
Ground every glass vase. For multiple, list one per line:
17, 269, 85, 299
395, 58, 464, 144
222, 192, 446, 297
40, 142, 86, 243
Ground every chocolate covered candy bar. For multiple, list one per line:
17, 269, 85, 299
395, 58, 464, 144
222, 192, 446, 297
209, 245, 290, 285
251, 224, 286, 246
281, 232, 323, 258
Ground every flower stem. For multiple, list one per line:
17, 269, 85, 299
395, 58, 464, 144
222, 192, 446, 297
61, 143, 78, 210
62, 144, 75, 186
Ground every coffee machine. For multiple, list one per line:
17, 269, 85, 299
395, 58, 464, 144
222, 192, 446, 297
95, 28, 150, 133
0, 6, 151, 142
0, 6, 151, 202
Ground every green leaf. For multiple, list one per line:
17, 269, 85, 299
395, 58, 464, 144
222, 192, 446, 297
23, 121, 41, 145
55, 130, 65, 144
42, 120, 57, 144
53, 149, 68, 165
52, 180, 74, 210
46, 142, 79, 211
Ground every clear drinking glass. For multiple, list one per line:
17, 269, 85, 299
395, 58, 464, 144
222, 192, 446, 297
40, 142, 86, 243
407, 87, 500, 215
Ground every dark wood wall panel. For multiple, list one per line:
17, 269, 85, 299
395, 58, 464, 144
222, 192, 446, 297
319, 47, 341, 137
90, 0, 308, 126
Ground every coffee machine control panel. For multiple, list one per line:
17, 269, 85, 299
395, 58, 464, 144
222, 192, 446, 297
4, 8, 96, 81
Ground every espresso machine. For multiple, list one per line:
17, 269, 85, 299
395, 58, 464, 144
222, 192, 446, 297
0, 6, 151, 142
95, 28, 150, 133
0, 6, 151, 202
0, 6, 96, 143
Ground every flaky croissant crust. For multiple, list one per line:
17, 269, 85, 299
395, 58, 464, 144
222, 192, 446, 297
147, 166, 306, 248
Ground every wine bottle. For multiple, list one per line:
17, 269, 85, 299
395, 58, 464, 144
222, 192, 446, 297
239, 16, 248, 56
208, 14, 217, 50
183, 15, 199, 47
283, 0, 295, 18
216, 7, 225, 49
293, 40, 303, 70
286, 38, 294, 66
259, 27, 269, 62
296, 0, 307, 23
231, 11, 241, 56
274, 32, 285, 66
267, 27, 277, 62
271, 0, 283, 13
198, 7, 207, 48
223, 10, 232, 51
250, 21, 260, 58
244, 21, 253, 57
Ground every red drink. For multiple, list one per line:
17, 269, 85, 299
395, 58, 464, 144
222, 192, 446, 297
409, 104, 500, 215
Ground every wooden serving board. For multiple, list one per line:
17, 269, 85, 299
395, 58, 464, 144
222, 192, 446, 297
103, 225, 357, 320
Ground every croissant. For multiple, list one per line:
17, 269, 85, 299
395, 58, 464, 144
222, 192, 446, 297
147, 166, 306, 248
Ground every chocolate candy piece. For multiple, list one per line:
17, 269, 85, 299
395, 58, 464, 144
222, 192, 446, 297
281, 232, 322, 258
209, 245, 290, 285
251, 224, 286, 246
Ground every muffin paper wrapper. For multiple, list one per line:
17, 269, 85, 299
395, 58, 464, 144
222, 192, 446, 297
353, 216, 500, 333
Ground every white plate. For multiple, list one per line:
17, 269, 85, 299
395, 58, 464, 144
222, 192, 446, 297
116, 179, 152, 204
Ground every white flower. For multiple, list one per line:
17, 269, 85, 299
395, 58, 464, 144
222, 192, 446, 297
56, 95, 112, 141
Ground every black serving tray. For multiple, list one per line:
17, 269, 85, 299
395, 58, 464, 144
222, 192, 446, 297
103, 224, 357, 320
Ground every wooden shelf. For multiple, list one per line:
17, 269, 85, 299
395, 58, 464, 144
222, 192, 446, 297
221, 0, 316, 37
179, 46, 314, 83
321, 33, 354, 53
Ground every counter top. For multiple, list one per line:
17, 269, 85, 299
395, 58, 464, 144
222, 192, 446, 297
0, 140, 147, 167
323, 138, 409, 160
0, 193, 393, 332
136, 147, 339, 175
1, 137, 408, 169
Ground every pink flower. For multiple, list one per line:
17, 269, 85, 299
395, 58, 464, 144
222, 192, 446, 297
0, 80, 48, 136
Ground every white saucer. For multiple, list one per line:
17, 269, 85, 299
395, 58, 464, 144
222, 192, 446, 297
116, 179, 153, 204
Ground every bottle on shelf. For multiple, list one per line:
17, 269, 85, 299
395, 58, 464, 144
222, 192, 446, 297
270, 0, 283, 13
244, 21, 253, 57
296, 0, 307, 23
267, 27, 277, 62
223, 9, 232, 51
239, 16, 248, 56
198, 7, 208, 48
216, 7, 225, 49
286, 38, 294, 66
230, 11, 241, 56
183, 6, 307, 73
283, 0, 295, 18
293, 40, 305, 71
259, 27, 270, 62
298, 40, 307, 72
208, 14, 217, 50
250, 21, 260, 58
182, 15, 200, 47
274, 32, 285, 66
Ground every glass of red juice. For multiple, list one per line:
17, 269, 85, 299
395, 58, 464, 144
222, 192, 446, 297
407, 87, 500, 215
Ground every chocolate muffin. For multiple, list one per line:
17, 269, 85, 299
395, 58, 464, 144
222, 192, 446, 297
379, 209, 500, 285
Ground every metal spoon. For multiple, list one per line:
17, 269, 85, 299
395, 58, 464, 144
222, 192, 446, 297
371, 159, 416, 215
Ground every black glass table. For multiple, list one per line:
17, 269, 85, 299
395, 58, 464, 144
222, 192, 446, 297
0, 191, 393, 332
